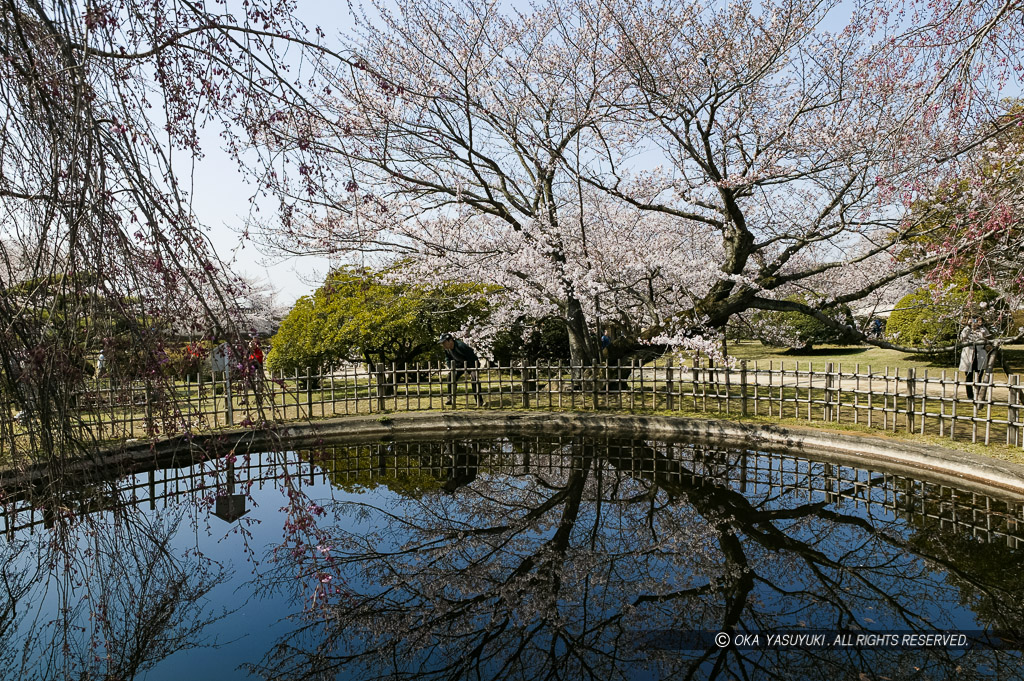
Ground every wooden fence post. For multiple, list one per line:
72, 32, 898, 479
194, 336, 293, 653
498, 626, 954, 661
723, 360, 731, 414
391, 362, 398, 411
984, 371, 993, 445
691, 359, 699, 411
530, 360, 539, 409
375, 363, 387, 412
740, 360, 748, 417
824, 362, 833, 422
196, 371, 205, 427
804, 362, 811, 421
306, 367, 314, 416
405, 363, 412, 412
558, 360, 564, 409
889, 368, 896, 432
951, 369, 959, 440
920, 369, 928, 435
774, 360, 781, 417
1010, 375, 1020, 448
145, 381, 155, 435
836, 362, 843, 424
226, 371, 234, 426
905, 367, 915, 433
521, 360, 530, 409
630, 359, 638, 410
938, 369, 946, 437
666, 357, 675, 411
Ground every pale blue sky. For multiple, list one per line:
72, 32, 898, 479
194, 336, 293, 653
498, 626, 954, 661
186, 0, 354, 305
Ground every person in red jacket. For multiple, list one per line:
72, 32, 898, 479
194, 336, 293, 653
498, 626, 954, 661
247, 339, 264, 375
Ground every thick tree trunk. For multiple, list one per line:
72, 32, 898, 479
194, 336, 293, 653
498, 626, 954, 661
563, 294, 595, 371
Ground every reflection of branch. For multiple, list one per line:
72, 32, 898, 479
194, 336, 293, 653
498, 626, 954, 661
5, 508, 232, 681
0, 544, 31, 654
253, 438, 1024, 681
602, 441, 1000, 661
0, 569, 16, 621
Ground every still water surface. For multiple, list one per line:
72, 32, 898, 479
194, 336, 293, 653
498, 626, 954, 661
1, 436, 1023, 680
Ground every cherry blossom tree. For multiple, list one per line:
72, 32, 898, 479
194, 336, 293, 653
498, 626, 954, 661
593, 0, 1023, 353
250, 0, 1023, 364
848, 0, 1024, 344
905, 108, 1024, 338
249, 0, 630, 364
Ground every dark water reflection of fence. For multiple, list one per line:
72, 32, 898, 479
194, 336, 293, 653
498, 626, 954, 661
3, 437, 1022, 548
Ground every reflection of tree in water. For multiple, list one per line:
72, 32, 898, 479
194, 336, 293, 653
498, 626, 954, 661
248, 439, 1024, 681
1, 500, 231, 681
302, 440, 503, 498
908, 524, 1024, 637
301, 444, 445, 498
1, 438, 1023, 680
0, 540, 33, 672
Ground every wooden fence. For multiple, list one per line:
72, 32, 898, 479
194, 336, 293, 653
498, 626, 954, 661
9, 359, 1024, 450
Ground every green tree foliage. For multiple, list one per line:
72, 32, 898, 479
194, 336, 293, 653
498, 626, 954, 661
3, 272, 166, 381
266, 266, 491, 373
886, 282, 999, 349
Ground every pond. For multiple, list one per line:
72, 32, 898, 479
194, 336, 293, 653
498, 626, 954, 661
1, 435, 1023, 680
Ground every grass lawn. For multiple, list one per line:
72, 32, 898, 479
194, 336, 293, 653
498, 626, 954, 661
723, 340, 1024, 378
644, 403, 1024, 466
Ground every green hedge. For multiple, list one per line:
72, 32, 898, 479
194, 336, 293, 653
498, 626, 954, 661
886, 284, 999, 349
753, 296, 853, 350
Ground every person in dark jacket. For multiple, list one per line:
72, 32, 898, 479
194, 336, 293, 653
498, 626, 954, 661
439, 332, 484, 406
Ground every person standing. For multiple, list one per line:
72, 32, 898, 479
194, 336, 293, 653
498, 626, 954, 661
959, 318, 992, 400
247, 339, 264, 376
439, 332, 483, 406
599, 328, 612, 359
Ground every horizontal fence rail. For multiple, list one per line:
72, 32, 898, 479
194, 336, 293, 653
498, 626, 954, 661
2, 359, 1023, 453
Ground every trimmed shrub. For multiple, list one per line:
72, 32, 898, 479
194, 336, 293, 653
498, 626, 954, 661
886, 284, 999, 349
162, 341, 216, 380
753, 296, 854, 350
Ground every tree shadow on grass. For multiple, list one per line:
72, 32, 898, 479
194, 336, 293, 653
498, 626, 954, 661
779, 347, 868, 357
